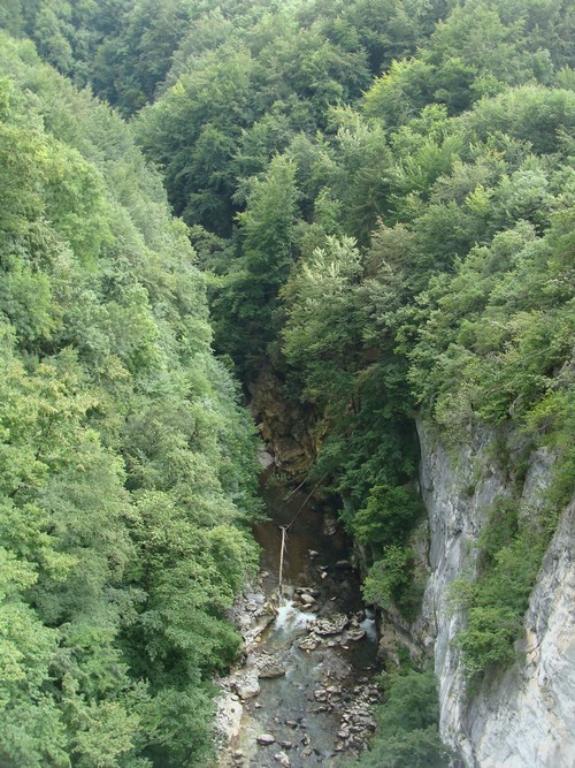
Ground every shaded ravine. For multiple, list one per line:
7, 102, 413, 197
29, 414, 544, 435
217, 474, 380, 767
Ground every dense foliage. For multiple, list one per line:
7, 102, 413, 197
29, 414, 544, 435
0, 33, 259, 768
133, 0, 575, 680
3, 0, 575, 764
353, 669, 450, 767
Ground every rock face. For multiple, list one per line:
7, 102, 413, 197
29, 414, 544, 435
249, 366, 316, 477
417, 419, 575, 767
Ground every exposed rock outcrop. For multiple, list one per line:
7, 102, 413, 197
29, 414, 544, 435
249, 367, 316, 477
417, 419, 575, 767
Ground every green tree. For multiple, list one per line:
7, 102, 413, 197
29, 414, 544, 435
213, 154, 298, 376
353, 669, 450, 768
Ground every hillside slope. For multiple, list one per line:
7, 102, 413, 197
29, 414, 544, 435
0, 33, 259, 768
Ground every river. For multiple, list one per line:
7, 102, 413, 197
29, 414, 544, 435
217, 473, 380, 767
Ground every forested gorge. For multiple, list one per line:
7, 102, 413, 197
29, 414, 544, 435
0, 31, 260, 768
1, 1, 575, 766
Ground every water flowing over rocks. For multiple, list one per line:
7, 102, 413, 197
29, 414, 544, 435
217, 418, 575, 768
216, 479, 380, 767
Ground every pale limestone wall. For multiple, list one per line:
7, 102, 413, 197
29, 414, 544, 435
417, 420, 575, 767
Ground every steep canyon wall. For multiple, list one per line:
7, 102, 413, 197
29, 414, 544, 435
417, 420, 575, 767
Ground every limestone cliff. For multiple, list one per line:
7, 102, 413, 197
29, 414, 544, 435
417, 420, 575, 767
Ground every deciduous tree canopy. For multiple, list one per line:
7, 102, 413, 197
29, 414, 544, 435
2, 0, 575, 765
0, 32, 258, 768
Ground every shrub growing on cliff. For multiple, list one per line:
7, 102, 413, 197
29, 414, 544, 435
450, 497, 553, 677
363, 545, 424, 621
456, 528, 548, 676
355, 484, 423, 552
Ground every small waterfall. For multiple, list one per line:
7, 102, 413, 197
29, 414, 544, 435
220, 476, 380, 767
360, 608, 378, 643
275, 598, 316, 633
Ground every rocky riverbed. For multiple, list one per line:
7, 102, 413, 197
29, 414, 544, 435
215, 478, 380, 767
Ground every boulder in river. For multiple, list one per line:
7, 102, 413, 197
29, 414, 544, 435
323, 515, 338, 535
298, 634, 320, 652
313, 614, 349, 636
299, 593, 316, 606
257, 733, 276, 746
258, 663, 286, 679
233, 674, 260, 700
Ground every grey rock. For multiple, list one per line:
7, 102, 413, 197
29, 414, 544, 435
298, 634, 320, 652
417, 418, 575, 767
258, 664, 286, 679
314, 614, 349, 636
233, 675, 260, 700
299, 593, 316, 606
